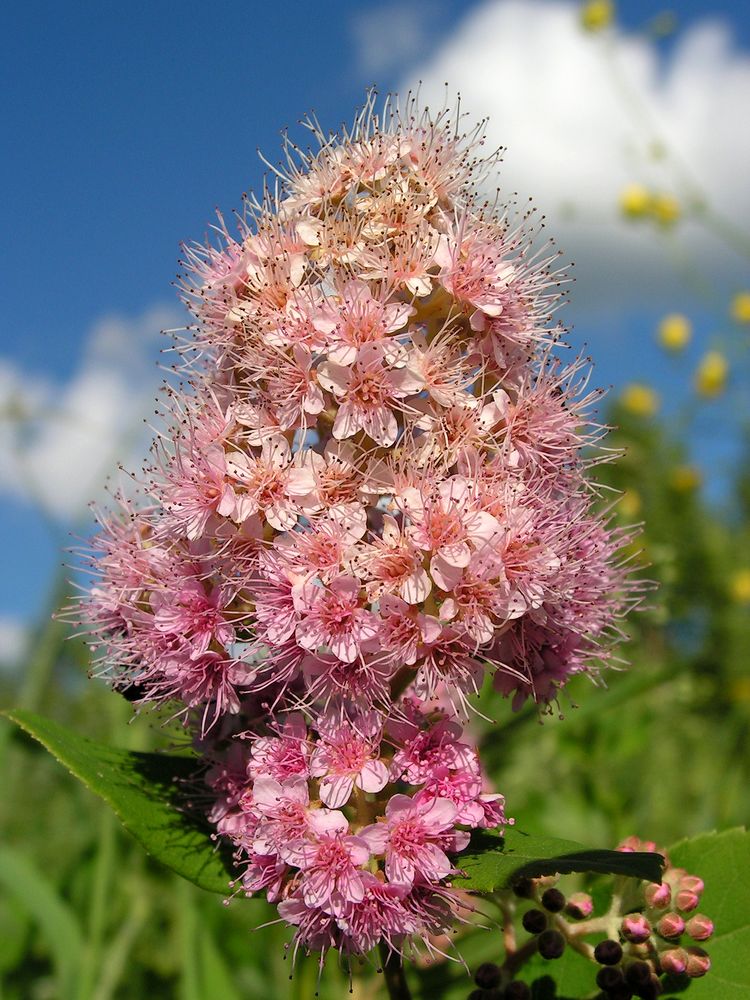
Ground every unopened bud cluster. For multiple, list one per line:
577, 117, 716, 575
74, 94, 639, 962
468, 836, 712, 999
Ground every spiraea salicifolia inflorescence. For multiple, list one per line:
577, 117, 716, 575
76, 93, 641, 963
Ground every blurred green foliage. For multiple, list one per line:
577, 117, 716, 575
1, 400, 748, 1000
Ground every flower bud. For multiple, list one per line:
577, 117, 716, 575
594, 939, 623, 965
656, 912, 685, 939
537, 929, 565, 960
474, 962, 501, 989
685, 946, 711, 978
644, 881, 671, 910
675, 889, 700, 913
625, 960, 653, 987
659, 947, 689, 975
679, 875, 704, 894
505, 982, 532, 1000
621, 913, 651, 943
541, 887, 566, 913
522, 908, 547, 935
565, 892, 593, 919
685, 914, 714, 942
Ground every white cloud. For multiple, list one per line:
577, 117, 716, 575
0, 615, 29, 668
391, 0, 750, 311
351, 0, 445, 76
0, 305, 181, 522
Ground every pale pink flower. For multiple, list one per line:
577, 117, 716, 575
378, 595, 441, 667
309, 712, 388, 807
252, 775, 323, 865
152, 579, 234, 659
294, 575, 378, 663
300, 829, 370, 916
227, 434, 316, 530
354, 514, 431, 604
318, 344, 423, 447
360, 794, 459, 888
437, 222, 515, 329
325, 279, 413, 366
162, 445, 238, 540
248, 713, 310, 782
400, 476, 501, 591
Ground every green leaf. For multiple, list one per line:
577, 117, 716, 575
453, 828, 664, 891
666, 827, 750, 998
5, 708, 235, 895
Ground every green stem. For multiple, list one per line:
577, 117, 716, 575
378, 943, 412, 1000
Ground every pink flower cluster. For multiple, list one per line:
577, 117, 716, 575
207, 704, 505, 957
77, 95, 638, 958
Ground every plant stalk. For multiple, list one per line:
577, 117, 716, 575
378, 943, 412, 1000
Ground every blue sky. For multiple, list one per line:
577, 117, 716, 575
1, 0, 749, 649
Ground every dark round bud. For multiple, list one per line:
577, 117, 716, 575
474, 963, 501, 989
522, 908, 547, 935
596, 966, 625, 990
594, 939, 624, 965
541, 887, 566, 913
505, 982, 532, 1000
467, 991, 485, 1000
513, 877, 535, 898
607, 986, 634, 1000
625, 962, 652, 987
632, 978, 661, 1000
537, 929, 565, 959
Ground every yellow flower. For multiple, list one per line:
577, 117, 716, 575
620, 183, 651, 219
657, 313, 691, 352
581, 0, 614, 31
669, 465, 701, 493
730, 677, 750, 703
650, 192, 681, 226
730, 569, 750, 605
619, 489, 642, 518
694, 351, 728, 397
621, 383, 660, 417
730, 291, 750, 324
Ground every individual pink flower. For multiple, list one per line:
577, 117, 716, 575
309, 712, 388, 807
359, 794, 460, 888
294, 575, 378, 663
300, 828, 370, 916
377, 595, 441, 667
227, 433, 316, 531
248, 713, 311, 782
399, 476, 501, 591
389, 716, 477, 785
153, 579, 234, 659
251, 775, 321, 864
337, 874, 415, 954
354, 514, 431, 603
437, 222, 515, 329
318, 344, 423, 447
161, 444, 238, 540
325, 279, 413, 366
